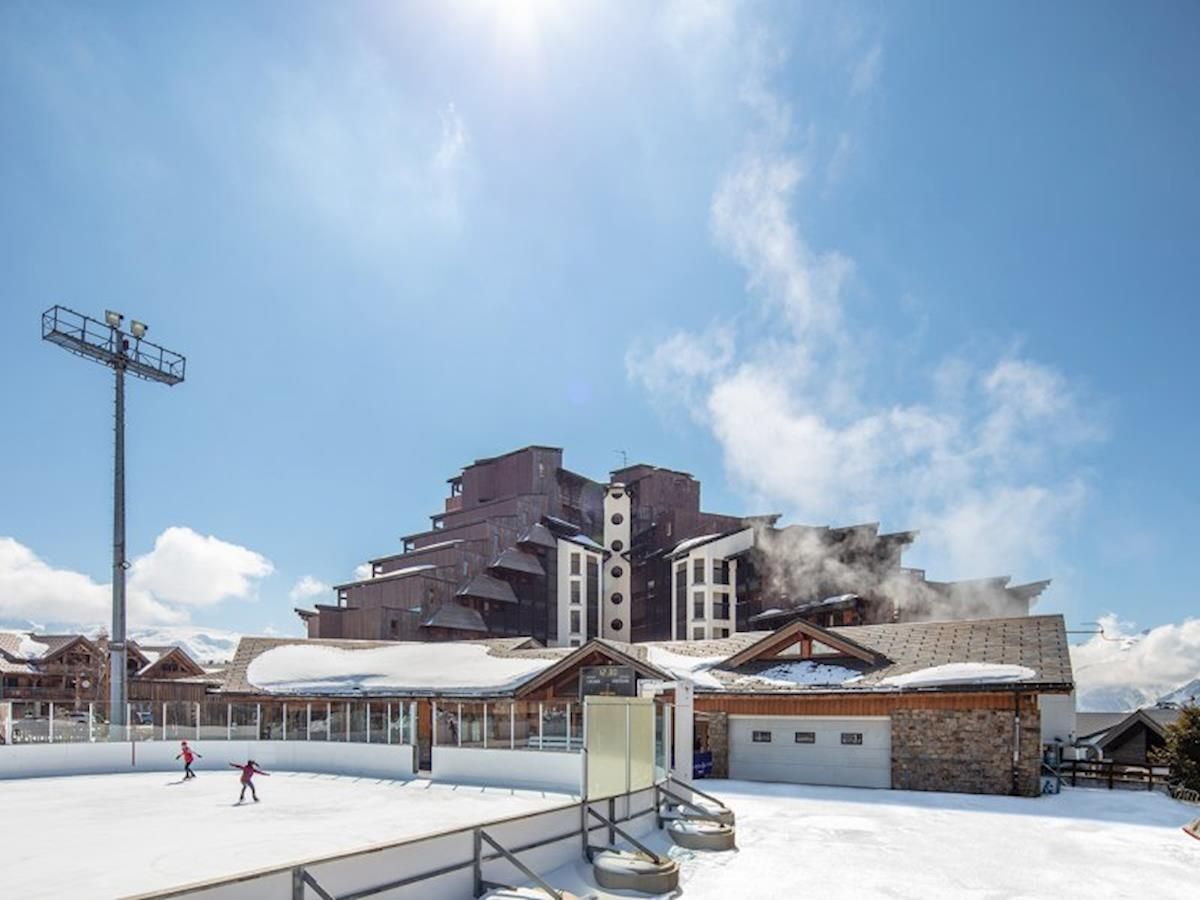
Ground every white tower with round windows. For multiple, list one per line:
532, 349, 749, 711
602, 483, 632, 639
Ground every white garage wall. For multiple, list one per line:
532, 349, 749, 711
0, 741, 416, 781
729, 715, 892, 789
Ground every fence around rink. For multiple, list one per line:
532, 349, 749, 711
0, 698, 587, 749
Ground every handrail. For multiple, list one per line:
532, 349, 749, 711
667, 773, 730, 810
477, 829, 563, 900
656, 783, 727, 823
586, 806, 665, 865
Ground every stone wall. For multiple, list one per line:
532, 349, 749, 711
891, 707, 1042, 796
707, 712, 729, 778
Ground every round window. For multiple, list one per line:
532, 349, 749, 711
611, 512, 624, 525
611, 566, 623, 579
611, 539, 624, 552
611, 593, 624, 605
611, 492, 624, 500
611, 619, 624, 632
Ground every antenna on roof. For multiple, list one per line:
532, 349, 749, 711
614, 449, 628, 468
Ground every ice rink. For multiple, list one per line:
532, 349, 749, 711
0, 770, 574, 899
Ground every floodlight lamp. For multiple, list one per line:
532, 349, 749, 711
105, 310, 124, 328
130, 320, 147, 339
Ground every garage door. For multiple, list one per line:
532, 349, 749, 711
729, 716, 891, 789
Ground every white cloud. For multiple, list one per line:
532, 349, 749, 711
0, 528, 274, 629
631, 6, 1102, 587
288, 575, 330, 604
1072, 615, 1200, 711
352, 562, 374, 582
128, 526, 274, 608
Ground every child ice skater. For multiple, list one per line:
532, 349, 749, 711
230, 759, 269, 803
176, 740, 202, 779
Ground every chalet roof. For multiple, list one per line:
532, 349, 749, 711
490, 547, 545, 577
421, 603, 489, 633
219, 636, 569, 696
636, 615, 1073, 694
1095, 707, 1181, 750
1076, 712, 1129, 740
457, 572, 519, 605
748, 594, 861, 625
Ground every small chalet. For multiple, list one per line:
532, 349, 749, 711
1075, 707, 1181, 765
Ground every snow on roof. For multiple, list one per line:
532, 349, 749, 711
0, 631, 51, 659
734, 660, 863, 688
879, 663, 1036, 688
408, 539, 465, 554
560, 532, 605, 552
669, 534, 722, 557
374, 564, 438, 581
245, 643, 557, 696
645, 646, 725, 689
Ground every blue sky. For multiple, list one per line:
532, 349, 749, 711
1, 1, 1197, 652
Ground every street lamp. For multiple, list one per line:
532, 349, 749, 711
41, 306, 186, 737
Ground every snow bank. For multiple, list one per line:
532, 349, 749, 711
645, 647, 725, 689
880, 663, 1036, 688
246, 643, 556, 695
738, 660, 863, 687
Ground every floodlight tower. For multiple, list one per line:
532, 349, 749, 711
42, 306, 186, 735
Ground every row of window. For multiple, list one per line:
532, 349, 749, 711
693, 593, 731, 620
687, 558, 731, 585
751, 731, 865, 745
694, 627, 730, 640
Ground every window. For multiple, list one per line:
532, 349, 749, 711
692, 558, 705, 584
570, 610, 581, 634
713, 593, 730, 619
610, 619, 624, 632
693, 627, 705, 640
570, 552, 581, 576
611, 566, 623, 579
569, 639, 580, 647
794, 731, 816, 744
611, 539, 624, 552
716, 627, 730, 638
693, 592, 705, 619
570, 582, 581, 604
610, 491, 624, 500
611, 513, 624, 525
610, 592, 624, 605
714, 560, 730, 585
840, 732, 864, 745
752, 731, 772, 743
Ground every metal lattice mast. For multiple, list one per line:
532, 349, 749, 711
41, 306, 185, 735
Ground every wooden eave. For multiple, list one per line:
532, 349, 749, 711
721, 619, 884, 668
514, 640, 670, 698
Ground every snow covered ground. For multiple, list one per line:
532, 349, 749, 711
538, 780, 1200, 900
0, 771, 573, 899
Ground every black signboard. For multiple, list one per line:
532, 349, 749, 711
579, 665, 637, 699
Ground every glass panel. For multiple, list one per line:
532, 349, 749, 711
129, 701, 156, 742
511, 702, 540, 750
655, 703, 668, 780
486, 701, 512, 748
310, 702, 330, 740
259, 703, 284, 740
541, 702, 568, 751
368, 703, 388, 744
199, 703, 227, 740
570, 703, 584, 751
0, 702, 9, 745
329, 702, 349, 742
164, 702, 196, 741
231, 703, 258, 740
459, 703, 485, 748
11, 701, 49, 743
52, 702, 90, 743
348, 703, 369, 742
435, 704, 461, 745
285, 704, 307, 740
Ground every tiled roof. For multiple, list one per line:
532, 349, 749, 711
421, 603, 489, 633
490, 547, 546, 577
457, 573, 519, 605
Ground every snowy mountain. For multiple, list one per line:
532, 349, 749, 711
1158, 677, 1200, 707
126, 626, 243, 665
1075, 684, 1159, 713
